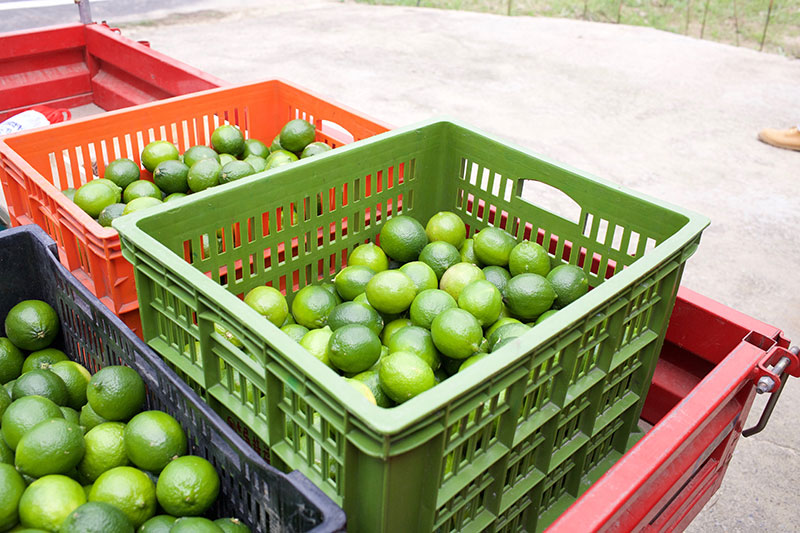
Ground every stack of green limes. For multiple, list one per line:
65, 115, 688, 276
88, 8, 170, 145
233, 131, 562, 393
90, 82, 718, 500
67, 119, 332, 231
0, 299, 251, 532
238, 210, 590, 408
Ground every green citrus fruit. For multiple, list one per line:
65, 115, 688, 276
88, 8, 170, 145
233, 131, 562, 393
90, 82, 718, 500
349, 370, 393, 408
348, 243, 388, 272
243, 155, 266, 173
89, 466, 156, 527
328, 325, 382, 374
242, 138, 269, 159
418, 241, 461, 280
379, 216, 428, 262
59, 501, 134, 533
152, 160, 189, 195
163, 193, 187, 202
58, 406, 78, 425
80, 402, 109, 432
103, 159, 141, 189
0, 338, 24, 384
264, 150, 298, 170
279, 120, 316, 153
219, 160, 254, 184
86, 366, 145, 421
5, 301, 59, 351
300, 142, 331, 159
49, 361, 91, 410
459, 238, 481, 266
546, 264, 590, 308
482, 266, 511, 294
122, 180, 161, 204
459, 352, 490, 372
18, 475, 86, 531
535, 309, 559, 324
269, 134, 283, 153
334, 265, 375, 301
458, 280, 503, 327
365, 270, 417, 314
98, 203, 127, 227
156, 455, 219, 517
487, 322, 531, 350
439, 262, 485, 301
327, 302, 383, 336
214, 517, 251, 533
74, 181, 120, 218
386, 326, 440, 370
121, 197, 161, 215
218, 153, 236, 166
0, 390, 10, 423
22, 348, 68, 374
244, 286, 288, 327
430, 308, 483, 359
509, 241, 550, 277
2, 395, 63, 450
171, 517, 224, 533
211, 125, 245, 156
485, 317, 522, 340
0, 463, 25, 530
344, 379, 377, 405
77, 422, 129, 484
399, 261, 438, 294
378, 351, 435, 404
138, 514, 177, 533
425, 212, 466, 248
141, 142, 179, 173
124, 411, 187, 473
473, 227, 516, 266
291, 285, 337, 329
280, 324, 309, 344
15, 418, 85, 477
12, 368, 69, 405
299, 327, 333, 368
381, 318, 413, 345
182, 146, 219, 168
187, 159, 222, 193
504, 274, 556, 320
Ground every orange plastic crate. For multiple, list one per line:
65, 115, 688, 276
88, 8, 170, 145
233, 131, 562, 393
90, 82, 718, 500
0, 79, 391, 335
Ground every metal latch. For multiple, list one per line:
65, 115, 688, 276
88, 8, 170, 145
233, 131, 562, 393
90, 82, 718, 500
743, 345, 799, 437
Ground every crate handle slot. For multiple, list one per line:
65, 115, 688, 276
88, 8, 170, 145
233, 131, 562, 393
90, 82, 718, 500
515, 178, 582, 225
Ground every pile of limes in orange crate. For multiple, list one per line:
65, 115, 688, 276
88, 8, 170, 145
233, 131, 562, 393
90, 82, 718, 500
0, 300, 250, 532
65, 119, 330, 229
241, 212, 589, 408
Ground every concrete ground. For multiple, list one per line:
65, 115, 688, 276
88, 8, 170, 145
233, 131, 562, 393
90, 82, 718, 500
6, 1, 800, 530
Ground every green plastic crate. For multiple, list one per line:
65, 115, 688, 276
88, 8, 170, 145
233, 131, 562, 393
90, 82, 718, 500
114, 119, 709, 533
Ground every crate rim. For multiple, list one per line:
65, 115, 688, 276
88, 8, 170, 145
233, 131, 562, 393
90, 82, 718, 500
0, 76, 394, 239
114, 117, 710, 437
1, 223, 348, 532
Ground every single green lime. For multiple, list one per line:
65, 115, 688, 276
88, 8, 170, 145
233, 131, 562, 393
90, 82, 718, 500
350, 370, 393, 408
425, 212, 466, 248
485, 317, 522, 341
430, 308, 483, 359
74, 181, 120, 218
299, 327, 333, 368
77, 422, 129, 484
86, 366, 145, 421
152, 160, 189, 195
473, 227, 516, 266
280, 324, 309, 344
140, 141, 179, 173
546, 264, 590, 309
348, 243, 388, 272
1, 395, 63, 450
378, 351, 435, 404
58, 501, 134, 533
219, 160, 254, 184
15, 418, 85, 477
328, 325, 382, 374
509, 241, 550, 277
334, 265, 376, 301
138, 514, 177, 533
482, 266, 512, 294
0, 337, 24, 384
49, 361, 91, 410
300, 142, 331, 158
458, 280, 503, 327
439, 262, 485, 301
89, 466, 156, 527
327, 302, 383, 336
12, 368, 69, 405
365, 270, 417, 314
18, 475, 86, 531
122, 180, 161, 203
418, 241, 461, 280
124, 411, 187, 473
244, 286, 288, 327
0, 463, 25, 531
243, 155, 266, 173
279, 120, 316, 153
381, 318, 413, 345
187, 159, 222, 193
379, 216, 428, 262
242, 138, 269, 159
5, 300, 59, 351
156, 456, 219, 517
386, 326, 440, 370
211, 125, 245, 156
103, 159, 141, 189
182, 146, 219, 168
98, 203, 127, 228
487, 322, 531, 350
399, 261, 438, 294
21, 348, 68, 374
80, 402, 109, 432
504, 274, 556, 320
291, 285, 337, 329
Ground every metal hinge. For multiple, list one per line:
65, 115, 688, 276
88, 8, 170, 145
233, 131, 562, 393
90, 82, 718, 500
743, 345, 799, 437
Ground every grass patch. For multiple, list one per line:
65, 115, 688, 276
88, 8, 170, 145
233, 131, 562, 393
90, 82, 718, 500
356, 0, 800, 57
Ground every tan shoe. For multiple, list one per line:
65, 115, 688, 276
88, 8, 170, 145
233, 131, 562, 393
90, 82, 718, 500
758, 126, 800, 151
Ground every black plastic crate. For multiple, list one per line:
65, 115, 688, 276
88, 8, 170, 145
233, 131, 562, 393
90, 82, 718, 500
0, 225, 346, 533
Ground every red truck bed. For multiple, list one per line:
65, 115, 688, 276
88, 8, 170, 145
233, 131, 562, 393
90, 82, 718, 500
548, 286, 796, 532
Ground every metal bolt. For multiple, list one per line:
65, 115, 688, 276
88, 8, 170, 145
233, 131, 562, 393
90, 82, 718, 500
756, 352, 795, 394
756, 376, 774, 394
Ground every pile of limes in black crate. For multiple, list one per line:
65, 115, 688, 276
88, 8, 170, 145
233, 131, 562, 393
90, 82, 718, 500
66, 119, 331, 229
0, 300, 250, 532
240, 211, 589, 408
